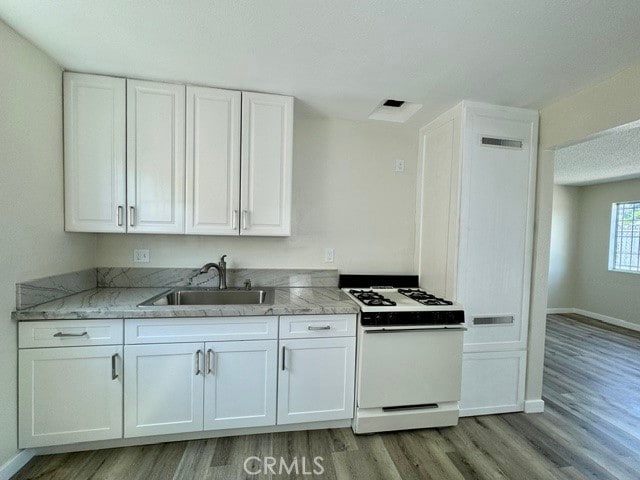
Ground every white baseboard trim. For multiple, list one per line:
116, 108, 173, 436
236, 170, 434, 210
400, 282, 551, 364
546, 308, 574, 314
573, 309, 640, 333
524, 399, 545, 413
0, 449, 35, 480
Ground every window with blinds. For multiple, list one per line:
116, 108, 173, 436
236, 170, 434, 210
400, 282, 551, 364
609, 201, 640, 273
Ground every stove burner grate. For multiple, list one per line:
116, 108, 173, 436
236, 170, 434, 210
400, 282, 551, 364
349, 289, 397, 307
397, 288, 453, 306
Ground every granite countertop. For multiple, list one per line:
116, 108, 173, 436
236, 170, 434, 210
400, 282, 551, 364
12, 287, 359, 321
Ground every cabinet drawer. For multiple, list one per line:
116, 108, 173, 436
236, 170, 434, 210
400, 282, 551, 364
279, 315, 356, 339
19, 319, 123, 348
125, 316, 278, 344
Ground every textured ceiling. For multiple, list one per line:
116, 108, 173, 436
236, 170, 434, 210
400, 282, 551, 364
554, 125, 640, 186
2, 1, 640, 124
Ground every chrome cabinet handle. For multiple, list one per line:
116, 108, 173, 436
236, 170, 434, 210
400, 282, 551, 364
111, 353, 119, 380
195, 349, 202, 375
117, 206, 124, 226
232, 210, 238, 229
206, 349, 214, 375
53, 331, 88, 338
129, 206, 135, 227
242, 210, 248, 230
308, 325, 331, 331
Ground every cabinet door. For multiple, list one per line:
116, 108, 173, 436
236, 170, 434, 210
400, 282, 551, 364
277, 337, 355, 425
203, 340, 277, 430
186, 86, 241, 235
127, 79, 186, 234
124, 343, 203, 437
460, 350, 526, 416
19, 346, 123, 448
64, 73, 126, 232
458, 105, 538, 351
240, 92, 293, 236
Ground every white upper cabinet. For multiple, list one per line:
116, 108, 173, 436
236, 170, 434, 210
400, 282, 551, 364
186, 86, 241, 235
240, 92, 293, 236
64, 73, 126, 232
127, 79, 186, 234
63, 74, 294, 236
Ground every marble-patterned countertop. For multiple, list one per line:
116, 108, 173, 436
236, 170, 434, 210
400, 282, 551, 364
12, 287, 359, 321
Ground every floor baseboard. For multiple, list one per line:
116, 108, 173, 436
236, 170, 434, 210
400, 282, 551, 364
0, 449, 35, 480
573, 309, 640, 333
524, 399, 545, 413
546, 308, 574, 314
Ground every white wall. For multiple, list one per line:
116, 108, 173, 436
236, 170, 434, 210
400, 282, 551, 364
574, 178, 640, 324
0, 21, 96, 467
528, 62, 640, 404
547, 184, 580, 308
96, 113, 419, 273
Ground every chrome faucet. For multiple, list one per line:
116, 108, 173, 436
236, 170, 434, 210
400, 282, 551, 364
198, 255, 228, 290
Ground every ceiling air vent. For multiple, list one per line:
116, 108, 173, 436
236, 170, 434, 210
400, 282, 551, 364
383, 99, 405, 108
369, 99, 422, 123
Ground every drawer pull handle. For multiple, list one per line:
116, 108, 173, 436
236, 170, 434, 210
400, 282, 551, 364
111, 353, 119, 380
206, 349, 214, 375
308, 325, 331, 331
53, 331, 88, 338
195, 349, 202, 375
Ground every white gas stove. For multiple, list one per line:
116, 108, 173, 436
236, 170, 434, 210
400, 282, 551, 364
340, 275, 465, 434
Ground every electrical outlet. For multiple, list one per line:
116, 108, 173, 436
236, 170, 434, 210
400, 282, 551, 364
134, 249, 150, 263
325, 248, 334, 263
395, 159, 405, 173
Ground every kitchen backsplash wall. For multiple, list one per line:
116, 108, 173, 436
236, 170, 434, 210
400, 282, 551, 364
96, 267, 338, 288
95, 111, 418, 273
16, 268, 97, 310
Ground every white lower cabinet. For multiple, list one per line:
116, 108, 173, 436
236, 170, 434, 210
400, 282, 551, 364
204, 340, 277, 430
124, 340, 278, 438
124, 343, 204, 437
19, 345, 123, 448
459, 350, 527, 416
18, 314, 356, 448
277, 337, 356, 425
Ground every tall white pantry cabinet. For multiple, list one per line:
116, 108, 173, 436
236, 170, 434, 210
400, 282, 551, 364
416, 101, 538, 416
63, 72, 293, 236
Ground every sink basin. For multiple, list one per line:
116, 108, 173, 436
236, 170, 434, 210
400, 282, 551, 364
139, 288, 275, 307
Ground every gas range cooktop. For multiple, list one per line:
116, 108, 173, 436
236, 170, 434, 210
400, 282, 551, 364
343, 287, 462, 313
339, 274, 464, 327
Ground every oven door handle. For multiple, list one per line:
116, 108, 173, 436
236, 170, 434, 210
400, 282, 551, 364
364, 327, 467, 334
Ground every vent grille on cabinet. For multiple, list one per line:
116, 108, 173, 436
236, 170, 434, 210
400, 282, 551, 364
473, 316, 514, 326
481, 137, 523, 149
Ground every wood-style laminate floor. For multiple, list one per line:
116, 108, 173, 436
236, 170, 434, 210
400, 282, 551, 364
12, 313, 640, 479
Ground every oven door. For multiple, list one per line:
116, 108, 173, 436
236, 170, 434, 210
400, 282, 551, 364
357, 327, 464, 409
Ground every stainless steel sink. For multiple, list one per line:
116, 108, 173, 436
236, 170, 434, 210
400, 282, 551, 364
138, 288, 275, 307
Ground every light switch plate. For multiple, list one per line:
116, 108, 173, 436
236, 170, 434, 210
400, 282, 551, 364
134, 249, 150, 263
